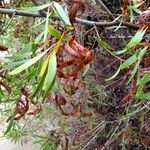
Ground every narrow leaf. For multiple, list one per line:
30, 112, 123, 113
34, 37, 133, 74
120, 54, 137, 69
21, 3, 51, 12
4, 118, 14, 135
116, 28, 147, 54
52, 2, 71, 26
42, 52, 57, 91
106, 66, 121, 81
9, 48, 50, 75
136, 72, 150, 99
95, 37, 114, 51
48, 25, 61, 39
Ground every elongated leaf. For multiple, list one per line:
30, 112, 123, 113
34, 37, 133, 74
126, 28, 146, 50
40, 33, 64, 77
43, 143, 56, 150
21, 3, 51, 12
120, 54, 137, 69
136, 72, 150, 99
48, 25, 61, 39
52, 2, 71, 26
35, 31, 44, 44
9, 48, 50, 75
10, 52, 32, 61
40, 55, 50, 77
128, 58, 141, 83
42, 52, 57, 91
116, 28, 147, 54
54, 32, 65, 53
127, 47, 147, 83
107, 47, 147, 81
106, 66, 121, 81
43, 10, 50, 42
136, 93, 150, 99
42, 77, 56, 102
4, 118, 14, 135
82, 64, 90, 77
31, 69, 47, 99
137, 47, 148, 59
95, 37, 114, 51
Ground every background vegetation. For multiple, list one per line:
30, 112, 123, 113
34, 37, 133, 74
0, 0, 150, 149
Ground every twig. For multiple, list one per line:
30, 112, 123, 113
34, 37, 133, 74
81, 122, 106, 150
0, 12, 15, 34
75, 17, 139, 29
31, 0, 46, 16
0, 8, 140, 29
0, 8, 46, 17
94, 0, 140, 29
95, 0, 115, 20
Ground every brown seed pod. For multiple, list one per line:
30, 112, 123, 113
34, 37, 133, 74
0, 45, 8, 51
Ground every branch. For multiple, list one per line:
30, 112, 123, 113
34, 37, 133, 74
0, 8, 140, 29
0, 12, 15, 34
0, 8, 46, 17
75, 18, 139, 29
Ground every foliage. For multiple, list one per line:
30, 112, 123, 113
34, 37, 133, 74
0, 0, 150, 149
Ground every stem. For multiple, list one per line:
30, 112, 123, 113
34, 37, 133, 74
96, 0, 115, 20
0, 8, 140, 29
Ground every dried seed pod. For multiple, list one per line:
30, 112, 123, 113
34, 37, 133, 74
56, 93, 67, 106
0, 45, 8, 51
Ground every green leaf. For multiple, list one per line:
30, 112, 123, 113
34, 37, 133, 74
127, 47, 147, 83
9, 52, 32, 61
95, 37, 114, 51
40, 55, 51, 77
42, 77, 56, 102
120, 54, 137, 69
4, 118, 14, 135
52, 2, 71, 26
136, 72, 150, 99
136, 93, 150, 99
31, 74, 46, 99
21, 3, 51, 12
35, 31, 45, 44
43, 10, 51, 42
128, 58, 141, 83
125, 27, 146, 51
137, 47, 148, 59
9, 48, 50, 75
43, 143, 56, 150
42, 52, 57, 91
108, 47, 147, 81
5, 60, 26, 70
116, 28, 147, 54
82, 64, 90, 77
106, 66, 121, 81
48, 25, 61, 39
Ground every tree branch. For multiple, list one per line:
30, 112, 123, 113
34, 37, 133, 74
75, 18, 139, 29
0, 8, 140, 29
0, 8, 46, 17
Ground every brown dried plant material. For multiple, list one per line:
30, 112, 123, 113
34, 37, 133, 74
68, 0, 85, 20
7, 87, 41, 122
0, 80, 11, 95
0, 45, 8, 51
138, 8, 150, 24
121, 0, 131, 20
57, 35, 93, 78
55, 93, 67, 106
